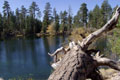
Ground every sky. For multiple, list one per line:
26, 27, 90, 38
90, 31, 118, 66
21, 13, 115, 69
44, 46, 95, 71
0, 0, 120, 17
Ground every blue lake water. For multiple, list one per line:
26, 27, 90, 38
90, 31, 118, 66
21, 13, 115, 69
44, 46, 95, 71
0, 36, 67, 80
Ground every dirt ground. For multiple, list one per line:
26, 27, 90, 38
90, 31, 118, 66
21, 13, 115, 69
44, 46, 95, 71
100, 68, 120, 80
86, 68, 120, 80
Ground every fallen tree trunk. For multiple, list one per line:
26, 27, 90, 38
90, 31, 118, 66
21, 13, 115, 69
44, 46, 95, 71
48, 7, 120, 80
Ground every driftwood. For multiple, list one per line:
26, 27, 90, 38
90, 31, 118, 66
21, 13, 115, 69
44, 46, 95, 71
48, 7, 120, 80
48, 42, 74, 63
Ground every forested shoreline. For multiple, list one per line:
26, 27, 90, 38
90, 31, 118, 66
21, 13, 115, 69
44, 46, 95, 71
0, 0, 119, 39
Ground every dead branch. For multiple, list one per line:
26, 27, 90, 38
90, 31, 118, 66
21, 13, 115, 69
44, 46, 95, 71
48, 41, 76, 57
48, 47, 65, 56
94, 52, 120, 71
48, 7, 120, 80
80, 7, 120, 49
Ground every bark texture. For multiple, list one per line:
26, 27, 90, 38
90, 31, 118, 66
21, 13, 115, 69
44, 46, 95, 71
49, 46, 96, 80
48, 7, 120, 80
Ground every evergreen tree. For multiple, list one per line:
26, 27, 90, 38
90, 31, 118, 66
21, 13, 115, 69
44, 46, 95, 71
0, 0, 117, 38
15, 8, 20, 30
60, 11, 68, 32
2, 1, 11, 29
53, 8, 59, 32
25, 16, 31, 34
88, 5, 101, 28
20, 5, 27, 31
29, 2, 40, 34
74, 3, 88, 28
73, 14, 81, 28
88, 11, 93, 28
79, 3, 88, 28
29, 2, 39, 18
0, 13, 3, 33
9, 11, 16, 30
68, 6, 72, 30
43, 2, 52, 33
93, 5, 101, 28
101, 0, 112, 26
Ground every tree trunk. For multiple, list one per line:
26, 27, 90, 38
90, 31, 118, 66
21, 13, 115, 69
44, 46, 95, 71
48, 46, 101, 80
48, 7, 120, 80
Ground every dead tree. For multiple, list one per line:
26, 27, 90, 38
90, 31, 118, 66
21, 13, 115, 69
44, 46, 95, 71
48, 7, 120, 80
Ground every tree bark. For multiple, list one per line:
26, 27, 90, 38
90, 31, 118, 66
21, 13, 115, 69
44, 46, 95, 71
48, 7, 120, 80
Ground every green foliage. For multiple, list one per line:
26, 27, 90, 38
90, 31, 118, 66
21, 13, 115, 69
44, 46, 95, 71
73, 3, 88, 28
108, 29, 120, 55
20, 5, 27, 30
80, 3, 88, 28
68, 6, 73, 30
53, 8, 60, 32
9, 11, 16, 30
3, 1, 10, 17
60, 11, 68, 32
43, 2, 52, 33
73, 15, 81, 28
29, 2, 41, 34
87, 0, 112, 28
0, 13, 3, 29
2, 0, 11, 29
111, 38, 120, 55
29, 2, 41, 19
117, 18, 120, 27
101, 0, 112, 26
0, 0, 119, 39
88, 5, 101, 28
0, 0, 120, 59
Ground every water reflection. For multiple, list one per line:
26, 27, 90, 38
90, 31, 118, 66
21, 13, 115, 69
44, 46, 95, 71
0, 36, 67, 80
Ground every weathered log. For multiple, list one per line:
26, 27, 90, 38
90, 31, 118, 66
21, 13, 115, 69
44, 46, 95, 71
48, 7, 120, 80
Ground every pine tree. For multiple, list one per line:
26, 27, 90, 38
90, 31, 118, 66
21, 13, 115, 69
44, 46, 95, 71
9, 11, 16, 30
79, 3, 88, 28
29, 2, 39, 18
74, 3, 88, 28
0, 13, 3, 32
73, 14, 81, 28
60, 11, 68, 32
29, 2, 40, 34
101, 0, 112, 26
88, 11, 93, 28
15, 8, 20, 30
53, 8, 59, 33
3, 1, 11, 29
88, 5, 101, 28
20, 5, 27, 31
43, 2, 52, 33
68, 6, 72, 30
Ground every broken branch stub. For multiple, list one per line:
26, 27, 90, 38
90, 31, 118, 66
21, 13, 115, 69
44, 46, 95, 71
94, 52, 120, 71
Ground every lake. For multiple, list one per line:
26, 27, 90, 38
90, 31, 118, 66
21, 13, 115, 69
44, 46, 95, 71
0, 36, 119, 80
0, 36, 68, 80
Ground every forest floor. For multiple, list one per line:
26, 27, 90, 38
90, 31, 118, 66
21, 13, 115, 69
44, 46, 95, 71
106, 72, 120, 80
100, 68, 120, 80
86, 68, 120, 80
